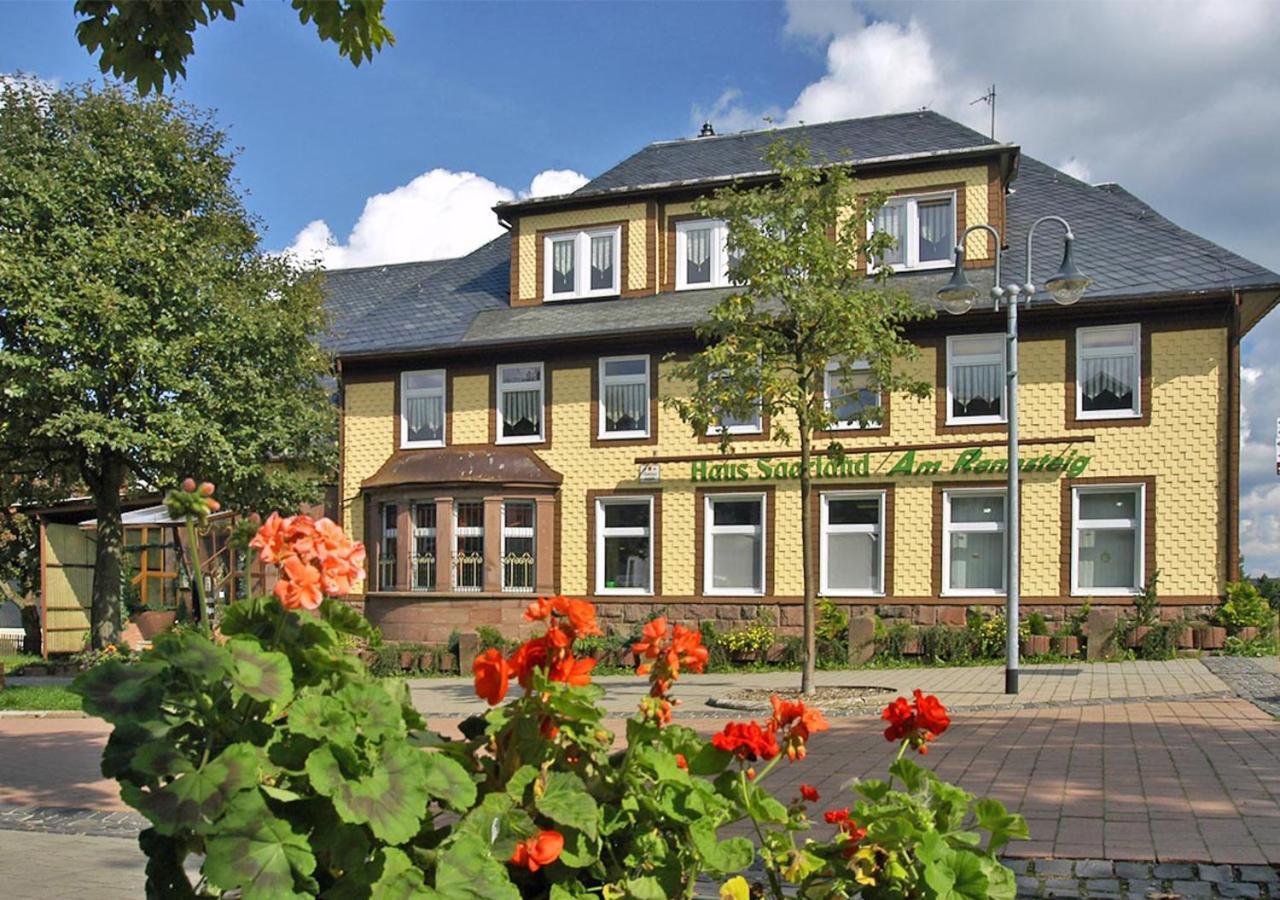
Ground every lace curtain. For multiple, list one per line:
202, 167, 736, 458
952, 361, 1002, 406
590, 234, 613, 290
405, 395, 443, 441
502, 388, 542, 435
917, 200, 953, 262
552, 240, 574, 293
686, 227, 711, 282
874, 205, 904, 264
604, 382, 646, 431
1081, 354, 1135, 403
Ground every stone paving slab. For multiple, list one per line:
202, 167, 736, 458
1202, 657, 1280, 718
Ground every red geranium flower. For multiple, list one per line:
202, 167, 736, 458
473, 648, 510, 706
711, 720, 779, 762
880, 690, 950, 754
800, 784, 820, 803
510, 830, 564, 872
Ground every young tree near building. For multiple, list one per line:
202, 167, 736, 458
74, 0, 395, 94
0, 83, 336, 649
667, 139, 933, 694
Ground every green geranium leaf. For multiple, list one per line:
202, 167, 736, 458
889, 757, 928, 793
204, 792, 316, 900
457, 792, 535, 858
228, 639, 294, 706
336, 680, 404, 741
322, 597, 379, 642
621, 875, 668, 899
982, 858, 1018, 900
102, 719, 173, 779
974, 798, 1029, 854
156, 629, 230, 678
535, 771, 599, 840
287, 689, 357, 744
72, 659, 166, 721
550, 882, 594, 900
305, 743, 428, 844
135, 743, 263, 835
422, 753, 476, 811
854, 778, 891, 802
690, 820, 754, 874
219, 596, 281, 640
504, 764, 539, 801
434, 833, 520, 899
139, 827, 198, 898
132, 742, 195, 779
369, 847, 434, 899
557, 827, 599, 869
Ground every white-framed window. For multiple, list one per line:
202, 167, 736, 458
453, 500, 484, 592
704, 493, 766, 596
400, 370, 446, 448
942, 489, 1006, 596
411, 502, 437, 591
595, 496, 653, 595
544, 226, 621, 299
1077, 324, 1141, 420
870, 191, 956, 272
501, 500, 535, 593
598, 355, 650, 439
1071, 485, 1144, 595
496, 362, 545, 444
706, 369, 762, 436
946, 334, 1006, 425
676, 218, 737, 289
820, 491, 884, 596
824, 359, 880, 429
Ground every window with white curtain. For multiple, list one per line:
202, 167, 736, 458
544, 227, 620, 299
824, 359, 880, 429
869, 192, 956, 271
1072, 485, 1144, 594
1077, 324, 1141, 419
947, 334, 1006, 424
401, 370, 446, 448
821, 492, 884, 595
502, 501, 535, 592
596, 497, 652, 594
704, 494, 765, 596
676, 218, 735, 289
599, 355, 650, 438
496, 363, 545, 443
943, 489, 1006, 595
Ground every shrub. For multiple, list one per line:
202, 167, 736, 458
1217, 581, 1276, 632
918, 625, 976, 664
874, 621, 916, 661
966, 610, 1016, 660
476, 624, 514, 654
720, 610, 777, 658
1026, 612, 1049, 637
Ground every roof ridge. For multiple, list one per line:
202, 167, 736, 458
323, 256, 459, 276
647, 109, 960, 148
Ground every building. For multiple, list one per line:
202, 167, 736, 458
324, 111, 1280, 644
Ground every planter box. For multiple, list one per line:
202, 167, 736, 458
1195, 625, 1227, 650
729, 650, 760, 664
131, 610, 176, 641
399, 651, 417, 671
901, 637, 922, 656
1126, 625, 1152, 649
1021, 635, 1052, 656
1236, 626, 1260, 642
1174, 627, 1195, 649
1051, 635, 1080, 658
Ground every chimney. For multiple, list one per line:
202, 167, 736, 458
698, 121, 715, 138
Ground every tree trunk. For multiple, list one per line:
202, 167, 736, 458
89, 456, 126, 650
799, 425, 816, 695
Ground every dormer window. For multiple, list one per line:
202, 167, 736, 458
544, 226, 621, 300
871, 191, 956, 272
676, 218, 736, 290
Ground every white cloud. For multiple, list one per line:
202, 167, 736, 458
1056, 157, 1091, 183
287, 167, 587, 270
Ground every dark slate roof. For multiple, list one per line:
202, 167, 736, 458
325, 115, 1280, 360
577, 110, 1001, 194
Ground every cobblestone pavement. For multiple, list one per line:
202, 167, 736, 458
1202, 656, 1280, 718
1008, 858, 1280, 898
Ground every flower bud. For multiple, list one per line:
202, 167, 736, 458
206, 498, 221, 512
199, 482, 215, 496
181, 478, 197, 493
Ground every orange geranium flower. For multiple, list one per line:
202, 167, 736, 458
710, 720, 779, 762
769, 695, 830, 760
473, 648, 510, 706
510, 830, 564, 872
251, 512, 367, 607
549, 655, 595, 687
274, 556, 323, 610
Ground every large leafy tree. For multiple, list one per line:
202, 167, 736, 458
0, 83, 336, 649
75, 0, 395, 94
667, 139, 933, 694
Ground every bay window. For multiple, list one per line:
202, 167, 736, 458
501, 501, 536, 592
1077, 324, 1141, 419
377, 503, 397, 591
947, 334, 1006, 424
596, 497, 653, 594
704, 494, 765, 596
824, 359, 879, 429
820, 492, 884, 596
599, 355, 650, 439
676, 218, 736, 289
497, 362, 545, 443
1072, 485, 1144, 594
871, 192, 955, 271
453, 500, 484, 591
544, 226, 621, 299
942, 489, 1005, 595
401, 370, 446, 448
411, 503, 436, 591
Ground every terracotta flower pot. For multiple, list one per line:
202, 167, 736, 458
440, 653, 458, 675
1021, 634, 1052, 656
1195, 625, 1226, 650
901, 637, 922, 656
1126, 625, 1152, 649
1175, 627, 1195, 649
399, 651, 416, 671
1051, 635, 1080, 658
131, 610, 176, 641
418, 654, 435, 673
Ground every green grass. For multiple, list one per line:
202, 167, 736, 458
0, 684, 83, 711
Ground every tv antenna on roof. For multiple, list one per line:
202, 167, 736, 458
971, 84, 996, 140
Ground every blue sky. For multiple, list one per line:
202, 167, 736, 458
4, 0, 1280, 572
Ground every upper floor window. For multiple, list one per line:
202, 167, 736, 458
497, 363, 545, 444
676, 218, 737, 289
707, 369, 762, 436
401, 370, 446, 448
545, 226, 621, 300
871, 192, 955, 272
824, 359, 880, 430
599, 355, 650, 439
1077, 324, 1141, 419
946, 334, 1006, 425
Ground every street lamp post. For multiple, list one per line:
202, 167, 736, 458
937, 219, 1091, 694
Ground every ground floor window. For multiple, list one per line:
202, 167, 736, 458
411, 503, 436, 590
942, 489, 1005, 596
378, 503, 398, 590
820, 491, 884, 596
502, 501, 536, 592
1072, 485, 1144, 594
596, 497, 652, 594
704, 493, 765, 596
453, 500, 484, 591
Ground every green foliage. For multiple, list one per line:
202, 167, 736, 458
1223, 632, 1280, 657
1251, 573, 1280, 612
720, 610, 778, 658
0, 83, 337, 646
1061, 600, 1091, 638
74, 0, 395, 95
0, 685, 84, 711
1026, 612, 1049, 637
875, 621, 917, 662
965, 610, 1019, 660
917, 625, 976, 665
1217, 581, 1277, 632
